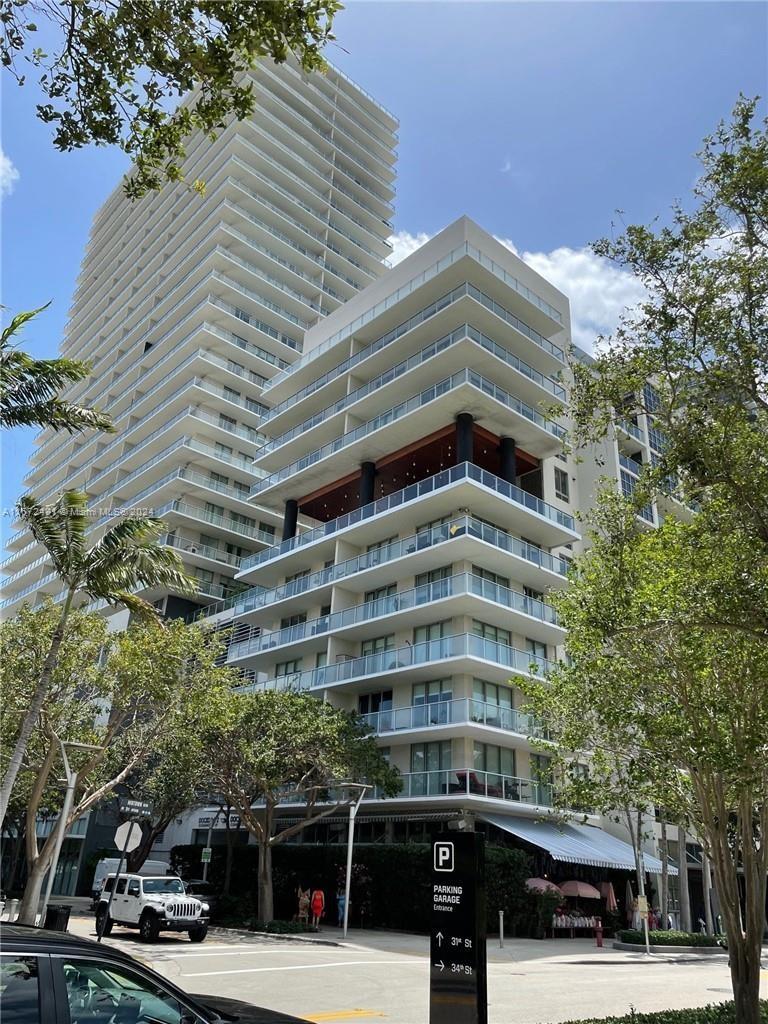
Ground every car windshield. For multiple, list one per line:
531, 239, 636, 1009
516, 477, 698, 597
142, 878, 185, 895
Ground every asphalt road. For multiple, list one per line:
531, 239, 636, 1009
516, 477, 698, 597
68, 917, 767, 1024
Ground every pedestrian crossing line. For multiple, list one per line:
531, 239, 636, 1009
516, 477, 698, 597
307, 1012, 386, 1021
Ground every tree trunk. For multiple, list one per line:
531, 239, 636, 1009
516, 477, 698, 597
678, 825, 692, 932
659, 817, 669, 930
702, 851, 714, 935
223, 805, 235, 897
17, 854, 51, 926
258, 839, 274, 923
0, 592, 73, 829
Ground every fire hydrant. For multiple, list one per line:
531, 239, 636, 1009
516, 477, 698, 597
595, 919, 603, 948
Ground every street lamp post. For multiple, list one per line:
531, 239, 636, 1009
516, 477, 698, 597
39, 738, 103, 923
342, 785, 370, 939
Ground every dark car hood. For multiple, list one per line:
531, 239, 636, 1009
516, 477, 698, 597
194, 992, 309, 1023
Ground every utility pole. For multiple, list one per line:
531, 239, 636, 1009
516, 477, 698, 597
678, 825, 692, 932
343, 785, 369, 939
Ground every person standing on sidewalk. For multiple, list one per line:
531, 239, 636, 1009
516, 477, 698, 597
311, 886, 325, 929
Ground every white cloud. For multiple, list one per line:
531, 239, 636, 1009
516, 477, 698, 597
0, 149, 19, 196
387, 230, 643, 354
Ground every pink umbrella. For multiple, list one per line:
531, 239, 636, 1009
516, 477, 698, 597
526, 877, 563, 895
560, 880, 601, 899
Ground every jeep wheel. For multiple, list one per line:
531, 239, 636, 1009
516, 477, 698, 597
139, 912, 160, 942
188, 925, 208, 943
96, 907, 113, 937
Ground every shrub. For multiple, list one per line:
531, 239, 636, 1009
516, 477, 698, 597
617, 928, 721, 947
561, 1001, 768, 1024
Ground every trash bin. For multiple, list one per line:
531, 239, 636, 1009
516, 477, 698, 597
43, 904, 71, 931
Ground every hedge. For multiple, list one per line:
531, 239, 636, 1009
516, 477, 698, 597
617, 929, 721, 948
171, 842, 551, 934
561, 1002, 768, 1024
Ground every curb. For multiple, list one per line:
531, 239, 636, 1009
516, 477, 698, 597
612, 940, 725, 955
209, 925, 341, 947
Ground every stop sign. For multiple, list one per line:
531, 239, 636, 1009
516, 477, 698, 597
115, 820, 141, 853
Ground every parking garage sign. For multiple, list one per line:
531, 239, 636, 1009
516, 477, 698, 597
430, 832, 487, 1024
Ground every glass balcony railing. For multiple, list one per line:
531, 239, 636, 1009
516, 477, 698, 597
379, 768, 552, 806
618, 419, 645, 443
265, 273, 564, 407
226, 571, 559, 661
155, 500, 276, 546
360, 698, 545, 739
251, 369, 564, 498
201, 515, 567, 623
241, 463, 575, 574
261, 324, 566, 456
230, 632, 552, 692
161, 534, 243, 569
618, 454, 642, 477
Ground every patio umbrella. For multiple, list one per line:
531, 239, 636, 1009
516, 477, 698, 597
525, 877, 563, 895
560, 880, 601, 899
600, 881, 618, 911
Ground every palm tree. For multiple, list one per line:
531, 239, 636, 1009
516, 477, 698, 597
1, 305, 113, 432
0, 490, 197, 827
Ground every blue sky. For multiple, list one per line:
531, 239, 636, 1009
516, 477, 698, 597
2, 0, 766, 548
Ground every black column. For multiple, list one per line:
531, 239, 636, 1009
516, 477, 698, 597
499, 436, 517, 484
456, 413, 474, 465
282, 498, 298, 541
360, 461, 376, 505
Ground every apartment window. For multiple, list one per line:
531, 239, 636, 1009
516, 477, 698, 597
280, 613, 307, 629
367, 535, 397, 555
215, 442, 233, 458
259, 521, 275, 538
226, 542, 251, 560
526, 638, 547, 663
414, 621, 451, 644
199, 534, 218, 551
361, 635, 394, 656
218, 413, 237, 431
227, 359, 245, 377
233, 481, 250, 500
358, 690, 393, 715
286, 568, 310, 586
472, 565, 509, 589
414, 566, 451, 588
410, 741, 452, 773
210, 471, 229, 487
364, 584, 397, 603
473, 742, 515, 778
223, 386, 241, 404
205, 502, 224, 519
472, 620, 511, 646
195, 568, 214, 585
230, 511, 256, 530
315, 652, 327, 669
276, 659, 302, 676
556, 452, 568, 463
412, 679, 452, 705
554, 467, 570, 502
472, 679, 513, 710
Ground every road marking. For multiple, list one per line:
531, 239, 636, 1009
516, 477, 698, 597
307, 1012, 385, 1021
143, 947, 325, 959
185, 959, 424, 977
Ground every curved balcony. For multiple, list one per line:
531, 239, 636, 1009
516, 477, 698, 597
225, 571, 560, 662
379, 769, 552, 807
361, 698, 545, 741
240, 463, 577, 577
232, 631, 553, 688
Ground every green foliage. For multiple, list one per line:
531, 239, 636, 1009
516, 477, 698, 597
207, 688, 401, 844
1, 0, 341, 198
617, 929, 721, 947
561, 1004, 768, 1024
0, 305, 112, 432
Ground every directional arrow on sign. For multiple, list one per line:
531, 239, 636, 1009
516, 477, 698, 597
435, 932, 444, 946
434, 960, 445, 972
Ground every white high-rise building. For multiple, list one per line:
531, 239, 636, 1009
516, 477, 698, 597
1, 57, 398, 621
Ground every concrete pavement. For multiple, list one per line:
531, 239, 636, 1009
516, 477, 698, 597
66, 915, 766, 1024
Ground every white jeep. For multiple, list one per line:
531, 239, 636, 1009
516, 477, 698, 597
96, 874, 209, 943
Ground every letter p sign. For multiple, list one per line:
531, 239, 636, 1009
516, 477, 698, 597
434, 841, 454, 872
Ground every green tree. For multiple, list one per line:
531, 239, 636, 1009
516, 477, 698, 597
0, 490, 196, 828
523, 500, 768, 1024
530, 99, 768, 1024
1, 0, 341, 198
1, 608, 235, 924
208, 689, 401, 921
1, 305, 112, 432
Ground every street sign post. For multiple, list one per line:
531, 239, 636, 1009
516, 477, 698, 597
97, 820, 141, 942
430, 832, 487, 1024
118, 798, 153, 819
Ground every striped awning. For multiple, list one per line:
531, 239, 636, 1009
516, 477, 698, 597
480, 814, 678, 875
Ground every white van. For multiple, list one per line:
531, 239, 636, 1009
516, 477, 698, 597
91, 858, 170, 905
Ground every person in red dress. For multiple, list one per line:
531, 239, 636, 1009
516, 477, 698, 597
311, 887, 325, 929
